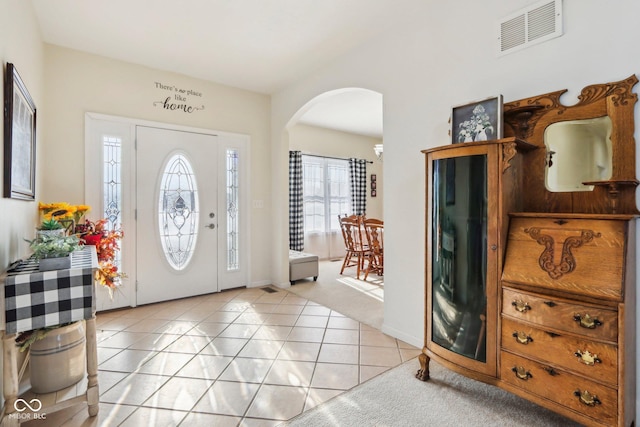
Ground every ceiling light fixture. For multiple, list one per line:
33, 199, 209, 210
374, 144, 383, 161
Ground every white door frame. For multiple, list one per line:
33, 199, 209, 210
85, 112, 251, 310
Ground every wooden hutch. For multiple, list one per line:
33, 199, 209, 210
418, 75, 638, 427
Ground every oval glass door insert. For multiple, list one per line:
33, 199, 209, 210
158, 153, 199, 270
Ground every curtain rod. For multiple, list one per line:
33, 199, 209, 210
302, 153, 373, 164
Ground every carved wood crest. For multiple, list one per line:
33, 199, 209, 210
524, 227, 601, 279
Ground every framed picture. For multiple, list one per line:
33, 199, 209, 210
4, 63, 36, 200
451, 95, 503, 144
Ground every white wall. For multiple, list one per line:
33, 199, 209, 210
41, 44, 273, 286
272, 0, 640, 357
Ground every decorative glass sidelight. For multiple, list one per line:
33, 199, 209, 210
226, 149, 239, 271
158, 153, 199, 270
103, 136, 122, 230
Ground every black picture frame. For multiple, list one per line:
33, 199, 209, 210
451, 95, 503, 144
4, 63, 37, 200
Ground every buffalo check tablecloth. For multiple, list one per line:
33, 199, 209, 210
3, 246, 98, 334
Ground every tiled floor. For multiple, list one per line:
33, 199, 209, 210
24, 285, 419, 426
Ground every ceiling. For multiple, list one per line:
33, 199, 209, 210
30, 1, 424, 138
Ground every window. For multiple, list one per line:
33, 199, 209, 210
302, 155, 351, 233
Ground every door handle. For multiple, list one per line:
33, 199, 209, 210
205, 223, 216, 229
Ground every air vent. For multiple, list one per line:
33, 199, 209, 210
498, 0, 562, 56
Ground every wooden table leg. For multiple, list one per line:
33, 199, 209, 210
85, 317, 99, 417
2, 333, 19, 427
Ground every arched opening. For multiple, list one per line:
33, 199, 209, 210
284, 88, 385, 328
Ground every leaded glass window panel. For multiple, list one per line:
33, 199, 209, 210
158, 153, 199, 270
226, 149, 239, 271
103, 136, 122, 230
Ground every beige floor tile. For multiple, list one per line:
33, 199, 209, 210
360, 329, 398, 347
98, 347, 122, 365
123, 318, 171, 333
98, 370, 130, 395
192, 380, 260, 416
175, 354, 233, 380
217, 323, 260, 339
179, 412, 241, 427
271, 304, 304, 315
400, 348, 422, 362
359, 345, 402, 367
295, 315, 329, 328
254, 293, 287, 304
327, 316, 360, 329
237, 339, 284, 359
239, 418, 284, 427
154, 320, 199, 335
120, 406, 187, 427
323, 328, 359, 345
301, 305, 332, 316
252, 325, 293, 341
95, 402, 138, 426
136, 351, 194, 376
163, 334, 212, 354
205, 311, 241, 323
218, 357, 274, 383
281, 294, 309, 305
287, 326, 326, 343
360, 364, 390, 382
101, 373, 171, 406
264, 360, 315, 387
127, 333, 181, 351
245, 384, 307, 420
305, 387, 344, 411
98, 331, 149, 349
317, 343, 359, 364
247, 303, 279, 313
233, 311, 269, 325
200, 337, 248, 356
311, 363, 359, 390
185, 321, 228, 337
99, 349, 158, 373
143, 376, 212, 411
99, 317, 142, 331
277, 341, 321, 362
221, 301, 252, 312
262, 313, 299, 326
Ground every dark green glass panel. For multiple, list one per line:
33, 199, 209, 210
431, 155, 488, 362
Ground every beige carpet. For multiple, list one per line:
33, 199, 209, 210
283, 358, 581, 427
286, 259, 384, 329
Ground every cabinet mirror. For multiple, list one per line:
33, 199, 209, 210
544, 116, 612, 192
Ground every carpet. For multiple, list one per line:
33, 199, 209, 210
283, 359, 581, 427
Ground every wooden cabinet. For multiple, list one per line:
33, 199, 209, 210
418, 138, 535, 381
501, 213, 635, 426
418, 76, 637, 427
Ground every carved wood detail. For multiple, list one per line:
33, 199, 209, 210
524, 227, 601, 279
502, 142, 517, 172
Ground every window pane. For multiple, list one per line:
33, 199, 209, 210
302, 156, 351, 233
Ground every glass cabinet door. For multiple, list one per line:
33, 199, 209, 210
431, 154, 488, 362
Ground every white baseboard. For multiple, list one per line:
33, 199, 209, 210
248, 280, 272, 288
381, 323, 422, 349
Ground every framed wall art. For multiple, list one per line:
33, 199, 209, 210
4, 63, 36, 200
451, 95, 503, 144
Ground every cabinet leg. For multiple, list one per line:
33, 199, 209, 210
85, 317, 99, 417
2, 333, 19, 427
415, 351, 430, 381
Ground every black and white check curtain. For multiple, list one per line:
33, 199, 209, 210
349, 158, 367, 216
289, 151, 304, 251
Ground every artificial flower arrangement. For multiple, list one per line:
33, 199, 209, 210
75, 218, 126, 297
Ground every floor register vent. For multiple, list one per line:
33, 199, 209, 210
498, 0, 562, 56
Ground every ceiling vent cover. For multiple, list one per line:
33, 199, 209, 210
498, 0, 562, 56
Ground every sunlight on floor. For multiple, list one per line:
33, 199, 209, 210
337, 277, 384, 302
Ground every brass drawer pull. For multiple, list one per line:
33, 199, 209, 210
573, 313, 602, 329
512, 331, 533, 345
575, 350, 601, 366
512, 300, 531, 313
511, 366, 532, 381
574, 389, 601, 407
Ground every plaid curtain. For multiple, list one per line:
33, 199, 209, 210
349, 158, 367, 216
289, 151, 304, 251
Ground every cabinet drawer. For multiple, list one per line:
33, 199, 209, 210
502, 287, 618, 342
502, 217, 626, 301
501, 317, 618, 386
500, 351, 617, 426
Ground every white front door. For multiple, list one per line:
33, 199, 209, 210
85, 114, 251, 310
136, 126, 219, 305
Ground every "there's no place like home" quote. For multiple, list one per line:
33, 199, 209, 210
153, 81, 205, 113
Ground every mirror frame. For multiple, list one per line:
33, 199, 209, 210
503, 75, 638, 214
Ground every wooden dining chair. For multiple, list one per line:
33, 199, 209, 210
363, 218, 384, 280
339, 215, 369, 279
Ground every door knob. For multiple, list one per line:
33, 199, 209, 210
205, 223, 215, 229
